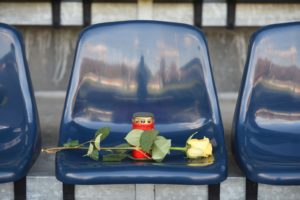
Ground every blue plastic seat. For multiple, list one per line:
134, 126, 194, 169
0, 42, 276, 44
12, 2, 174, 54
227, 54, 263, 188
233, 22, 300, 185
56, 21, 227, 185
0, 23, 40, 183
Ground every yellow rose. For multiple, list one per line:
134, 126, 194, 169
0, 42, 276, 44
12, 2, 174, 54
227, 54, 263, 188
186, 137, 212, 158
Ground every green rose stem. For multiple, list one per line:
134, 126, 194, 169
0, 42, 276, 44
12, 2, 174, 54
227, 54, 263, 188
41, 128, 215, 163
169, 147, 187, 152
42, 146, 136, 153
42, 145, 187, 155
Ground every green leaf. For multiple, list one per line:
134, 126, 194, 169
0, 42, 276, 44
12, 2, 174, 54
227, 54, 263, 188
112, 143, 131, 153
95, 134, 101, 150
87, 143, 94, 155
124, 129, 144, 146
151, 136, 171, 162
102, 154, 128, 162
63, 140, 79, 147
140, 130, 159, 153
95, 127, 110, 141
84, 143, 99, 161
89, 149, 99, 161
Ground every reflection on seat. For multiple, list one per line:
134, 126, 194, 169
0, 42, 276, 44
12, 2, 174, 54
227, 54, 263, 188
233, 22, 300, 184
56, 21, 227, 185
0, 23, 40, 183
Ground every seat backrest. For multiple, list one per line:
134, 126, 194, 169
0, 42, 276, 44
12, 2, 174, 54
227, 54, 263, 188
0, 24, 40, 171
60, 21, 224, 149
233, 22, 300, 163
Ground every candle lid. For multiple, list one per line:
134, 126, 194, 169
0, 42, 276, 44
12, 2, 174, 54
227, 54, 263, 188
133, 112, 154, 118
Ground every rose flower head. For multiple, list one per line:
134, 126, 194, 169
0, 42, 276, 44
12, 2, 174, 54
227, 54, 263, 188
186, 137, 212, 159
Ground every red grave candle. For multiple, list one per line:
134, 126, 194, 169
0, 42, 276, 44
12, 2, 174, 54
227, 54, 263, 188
131, 112, 154, 159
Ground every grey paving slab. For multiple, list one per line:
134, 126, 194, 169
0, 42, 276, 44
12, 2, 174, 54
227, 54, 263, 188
27, 176, 62, 200
258, 184, 300, 200
0, 183, 13, 200
75, 184, 135, 200
155, 185, 207, 200
221, 177, 245, 200
136, 184, 155, 200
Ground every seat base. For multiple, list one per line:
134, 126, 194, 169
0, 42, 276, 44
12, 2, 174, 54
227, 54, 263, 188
236, 155, 300, 185
56, 150, 227, 185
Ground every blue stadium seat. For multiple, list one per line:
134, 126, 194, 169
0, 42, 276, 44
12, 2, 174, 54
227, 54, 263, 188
56, 21, 227, 185
233, 22, 300, 185
0, 23, 41, 183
